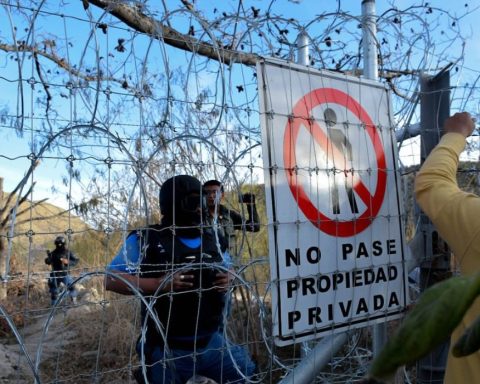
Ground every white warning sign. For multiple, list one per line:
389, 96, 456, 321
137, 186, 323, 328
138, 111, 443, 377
257, 58, 408, 346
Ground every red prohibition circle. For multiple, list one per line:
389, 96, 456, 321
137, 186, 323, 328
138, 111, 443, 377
283, 88, 387, 237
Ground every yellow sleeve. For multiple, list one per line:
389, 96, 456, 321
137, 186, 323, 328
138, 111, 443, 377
414, 133, 480, 263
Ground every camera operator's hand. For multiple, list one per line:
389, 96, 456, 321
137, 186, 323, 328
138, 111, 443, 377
172, 271, 194, 291
213, 270, 233, 292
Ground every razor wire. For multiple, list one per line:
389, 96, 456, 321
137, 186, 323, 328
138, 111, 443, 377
0, 1, 479, 383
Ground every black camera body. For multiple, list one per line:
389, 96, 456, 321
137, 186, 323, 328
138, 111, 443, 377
240, 193, 255, 204
189, 267, 218, 289
182, 252, 221, 289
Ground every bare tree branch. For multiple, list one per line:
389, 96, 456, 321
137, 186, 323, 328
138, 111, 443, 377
7, 198, 49, 223
0, 43, 98, 81
0, 171, 37, 225
0, 42, 131, 89
88, 0, 259, 66
14, 206, 79, 226
0, 182, 38, 228
33, 52, 52, 114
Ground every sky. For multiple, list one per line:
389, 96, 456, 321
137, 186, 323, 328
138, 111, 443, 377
1, 0, 480, 210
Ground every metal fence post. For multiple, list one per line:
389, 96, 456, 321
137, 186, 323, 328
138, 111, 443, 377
280, 333, 350, 384
360, 0, 388, 357
296, 31, 309, 67
413, 69, 451, 384
362, 0, 378, 81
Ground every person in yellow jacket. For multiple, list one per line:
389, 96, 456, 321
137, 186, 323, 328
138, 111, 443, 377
415, 111, 479, 383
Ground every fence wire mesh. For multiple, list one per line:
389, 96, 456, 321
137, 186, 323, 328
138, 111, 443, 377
0, 1, 479, 383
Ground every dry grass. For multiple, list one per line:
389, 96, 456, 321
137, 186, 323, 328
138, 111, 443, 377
0, 275, 141, 383
36, 283, 142, 383
0, 277, 49, 337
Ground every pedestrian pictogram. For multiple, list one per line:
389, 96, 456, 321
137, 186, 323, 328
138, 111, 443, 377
324, 108, 358, 215
257, 59, 408, 347
283, 87, 387, 237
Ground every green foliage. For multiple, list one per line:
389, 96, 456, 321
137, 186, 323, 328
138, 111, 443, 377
368, 272, 480, 382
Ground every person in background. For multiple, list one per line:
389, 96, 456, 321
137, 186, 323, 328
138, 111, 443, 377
45, 235, 79, 305
414, 112, 480, 383
106, 175, 255, 384
202, 179, 260, 256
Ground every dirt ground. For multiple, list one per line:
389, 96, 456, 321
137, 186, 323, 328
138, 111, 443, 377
0, 275, 140, 384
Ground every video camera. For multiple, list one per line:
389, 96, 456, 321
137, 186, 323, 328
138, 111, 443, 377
189, 267, 218, 289
239, 192, 255, 204
183, 253, 221, 289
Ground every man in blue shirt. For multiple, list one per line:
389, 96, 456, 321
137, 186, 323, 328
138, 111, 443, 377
106, 175, 255, 384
